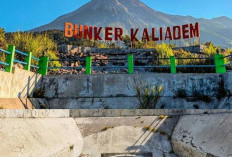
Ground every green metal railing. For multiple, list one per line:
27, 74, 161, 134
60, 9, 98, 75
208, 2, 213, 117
0, 45, 231, 75
49, 53, 230, 75
0, 45, 48, 75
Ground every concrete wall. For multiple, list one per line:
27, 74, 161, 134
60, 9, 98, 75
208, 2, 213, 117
42, 73, 222, 98
0, 110, 232, 157
0, 67, 41, 98
0, 110, 83, 157
40, 73, 232, 109
172, 113, 232, 157
0, 67, 231, 109
76, 112, 232, 157
76, 116, 179, 157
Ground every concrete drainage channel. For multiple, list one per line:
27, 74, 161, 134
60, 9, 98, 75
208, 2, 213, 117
0, 110, 232, 157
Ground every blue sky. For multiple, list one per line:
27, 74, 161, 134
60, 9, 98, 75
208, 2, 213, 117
0, 0, 231, 32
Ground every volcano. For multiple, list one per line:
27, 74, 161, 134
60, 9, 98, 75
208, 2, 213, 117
31, 0, 232, 47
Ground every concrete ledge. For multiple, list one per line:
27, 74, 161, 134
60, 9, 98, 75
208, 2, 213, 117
0, 98, 47, 109
70, 109, 232, 117
1, 109, 232, 118
0, 109, 69, 118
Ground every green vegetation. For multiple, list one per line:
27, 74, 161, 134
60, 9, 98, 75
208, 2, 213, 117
130, 79, 163, 109
7, 32, 61, 68
0, 28, 7, 62
143, 126, 151, 131
102, 126, 114, 131
1, 28, 231, 74
152, 128, 159, 133
0, 28, 62, 71
69, 145, 74, 151
158, 115, 165, 120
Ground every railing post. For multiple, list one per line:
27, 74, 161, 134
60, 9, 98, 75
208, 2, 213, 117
24, 52, 32, 71
5, 45, 15, 73
128, 54, 134, 74
214, 54, 226, 74
86, 55, 92, 75
170, 56, 176, 74
38, 56, 49, 75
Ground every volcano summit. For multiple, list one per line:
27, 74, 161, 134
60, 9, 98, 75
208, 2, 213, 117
31, 0, 232, 47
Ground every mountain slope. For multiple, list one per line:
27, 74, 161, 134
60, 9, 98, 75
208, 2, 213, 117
31, 0, 232, 47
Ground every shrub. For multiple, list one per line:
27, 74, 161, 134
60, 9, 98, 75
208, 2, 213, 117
7, 32, 61, 70
130, 79, 163, 109
155, 43, 174, 65
0, 28, 7, 63
143, 126, 151, 131
102, 126, 114, 131
102, 126, 109, 131
152, 128, 159, 133
158, 115, 165, 119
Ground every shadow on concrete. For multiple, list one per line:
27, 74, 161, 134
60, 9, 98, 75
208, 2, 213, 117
0, 68, 43, 109
18, 73, 41, 109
